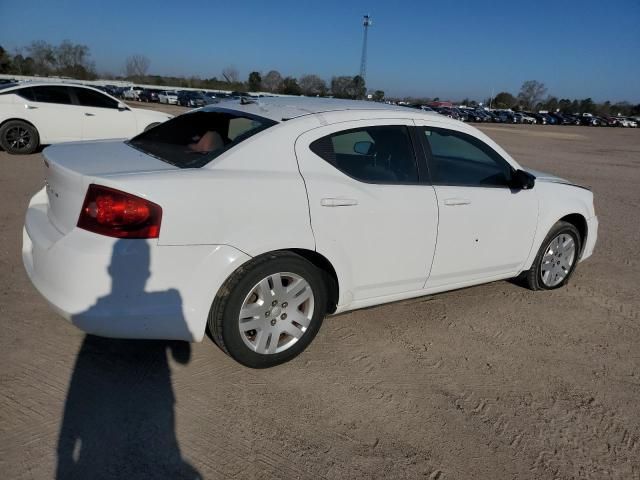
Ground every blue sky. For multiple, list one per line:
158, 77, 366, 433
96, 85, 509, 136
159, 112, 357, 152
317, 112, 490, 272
1, 0, 638, 101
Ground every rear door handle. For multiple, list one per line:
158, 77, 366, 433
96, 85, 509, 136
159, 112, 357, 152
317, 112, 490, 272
25, 104, 38, 109
443, 198, 471, 206
321, 198, 358, 207
84, 112, 95, 116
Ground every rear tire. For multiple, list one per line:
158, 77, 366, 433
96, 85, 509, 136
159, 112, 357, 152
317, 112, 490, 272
208, 252, 327, 368
0, 120, 39, 154
521, 221, 581, 291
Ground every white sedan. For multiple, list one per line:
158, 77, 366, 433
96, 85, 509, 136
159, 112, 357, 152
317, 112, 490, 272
158, 91, 179, 105
22, 98, 598, 368
0, 82, 172, 154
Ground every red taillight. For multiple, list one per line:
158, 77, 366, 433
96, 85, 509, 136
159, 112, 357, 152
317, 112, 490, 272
77, 184, 162, 239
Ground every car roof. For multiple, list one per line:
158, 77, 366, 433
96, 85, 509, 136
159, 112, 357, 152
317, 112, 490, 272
201, 96, 444, 123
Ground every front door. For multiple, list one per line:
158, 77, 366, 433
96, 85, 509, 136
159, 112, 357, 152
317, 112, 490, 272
415, 123, 538, 288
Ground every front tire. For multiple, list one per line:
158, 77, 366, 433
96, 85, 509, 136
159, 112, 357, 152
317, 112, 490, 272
208, 252, 327, 368
0, 120, 39, 154
522, 221, 581, 291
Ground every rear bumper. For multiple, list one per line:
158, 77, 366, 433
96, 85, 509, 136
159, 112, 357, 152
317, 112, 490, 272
581, 215, 598, 261
23, 188, 250, 341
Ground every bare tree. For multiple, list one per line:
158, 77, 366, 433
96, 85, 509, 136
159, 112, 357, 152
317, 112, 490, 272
221, 66, 239, 83
518, 80, 547, 110
262, 70, 283, 92
298, 74, 327, 96
125, 54, 150, 79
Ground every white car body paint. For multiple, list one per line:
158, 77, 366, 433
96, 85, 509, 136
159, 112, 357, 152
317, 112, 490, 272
0, 82, 171, 145
22, 98, 598, 341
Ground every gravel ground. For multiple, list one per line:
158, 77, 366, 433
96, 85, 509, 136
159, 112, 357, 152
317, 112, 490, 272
1, 106, 639, 479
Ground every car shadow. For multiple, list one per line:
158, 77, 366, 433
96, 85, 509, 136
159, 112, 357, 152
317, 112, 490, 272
57, 240, 201, 480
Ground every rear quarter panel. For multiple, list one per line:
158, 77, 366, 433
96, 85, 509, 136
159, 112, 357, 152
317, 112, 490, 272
105, 125, 316, 255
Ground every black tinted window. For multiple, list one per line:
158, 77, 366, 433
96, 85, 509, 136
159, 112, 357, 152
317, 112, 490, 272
32, 86, 72, 105
423, 128, 512, 187
14, 87, 35, 101
74, 87, 118, 108
310, 125, 418, 183
127, 110, 277, 168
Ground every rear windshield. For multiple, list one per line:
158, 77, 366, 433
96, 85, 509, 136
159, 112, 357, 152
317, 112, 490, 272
127, 109, 277, 168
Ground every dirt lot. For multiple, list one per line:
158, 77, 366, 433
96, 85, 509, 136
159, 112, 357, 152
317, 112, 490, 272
1, 106, 639, 479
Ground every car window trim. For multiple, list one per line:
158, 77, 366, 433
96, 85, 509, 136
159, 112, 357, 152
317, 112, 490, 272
418, 125, 515, 189
309, 124, 430, 187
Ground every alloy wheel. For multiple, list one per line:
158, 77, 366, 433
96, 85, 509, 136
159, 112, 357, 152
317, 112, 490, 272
238, 272, 314, 354
6, 126, 31, 152
540, 233, 576, 287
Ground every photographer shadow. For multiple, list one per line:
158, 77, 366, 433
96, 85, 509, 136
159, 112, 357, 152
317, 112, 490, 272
57, 240, 201, 480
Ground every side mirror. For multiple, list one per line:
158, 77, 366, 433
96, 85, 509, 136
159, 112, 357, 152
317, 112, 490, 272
512, 169, 536, 190
353, 141, 374, 155
117, 102, 129, 111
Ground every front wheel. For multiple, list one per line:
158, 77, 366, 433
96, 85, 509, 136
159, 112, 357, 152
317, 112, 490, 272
208, 252, 327, 368
0, 120, 40, 154
521, 221, 581, 290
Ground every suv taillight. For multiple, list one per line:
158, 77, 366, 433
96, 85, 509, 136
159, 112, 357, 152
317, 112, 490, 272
77, 184, 162, 239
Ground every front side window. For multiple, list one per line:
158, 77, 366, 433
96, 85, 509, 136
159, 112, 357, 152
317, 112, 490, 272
32, 86, 73, 105
422, 127, 513, 187
127, 109, 277, 168
310, 125, 418, 183
73, 87, 118, 109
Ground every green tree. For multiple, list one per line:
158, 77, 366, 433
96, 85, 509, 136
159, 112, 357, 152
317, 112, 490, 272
247, 71, 262, 91
579, 98, 595, 114
280, 77, 301, 95
351, 75, 366, 99
0, 46, 11, 73
493, 91, 516, 108
372, 90, 385, 102
518, 80, 547, 110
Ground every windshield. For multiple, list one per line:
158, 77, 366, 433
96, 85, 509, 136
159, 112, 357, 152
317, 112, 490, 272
127, 109, 277, 168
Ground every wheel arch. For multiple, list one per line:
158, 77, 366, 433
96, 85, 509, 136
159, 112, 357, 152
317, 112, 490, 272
559, 213, 588, 257
225, 248, 340, 315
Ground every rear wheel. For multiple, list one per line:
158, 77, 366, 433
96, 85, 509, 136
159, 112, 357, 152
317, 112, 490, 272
0, 120, 39, 155
521, 221, 581, 290
208, 252, 327, 368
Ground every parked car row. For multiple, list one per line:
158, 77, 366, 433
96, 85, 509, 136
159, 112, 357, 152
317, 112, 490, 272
102, 86, 239, 107
424, 106, 638, 127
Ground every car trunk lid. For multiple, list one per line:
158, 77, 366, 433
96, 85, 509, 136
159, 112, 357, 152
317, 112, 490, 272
43, 140, 176, 234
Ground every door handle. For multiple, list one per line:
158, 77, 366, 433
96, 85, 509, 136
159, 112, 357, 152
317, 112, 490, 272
25, 104, 38, 109
84, 112, 95, 116
321, 198, 358, 207
443, 198, 471, 206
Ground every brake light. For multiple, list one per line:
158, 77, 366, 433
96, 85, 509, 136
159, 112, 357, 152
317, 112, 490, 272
77, 184, 162, 238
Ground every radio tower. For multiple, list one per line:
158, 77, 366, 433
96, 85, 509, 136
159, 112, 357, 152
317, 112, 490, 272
359, 15, 372, 81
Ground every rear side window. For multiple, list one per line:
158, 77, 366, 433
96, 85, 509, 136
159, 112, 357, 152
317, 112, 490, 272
127, 110, 277, 168
32, 86, 73, 105
13, 87, 35, 101
310, 125, 418, 184
73, 87, 118, 109
422, 127, 513, 187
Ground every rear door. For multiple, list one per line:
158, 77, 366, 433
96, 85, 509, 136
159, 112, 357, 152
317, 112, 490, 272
22, 86, 84, 143
71, 87, 136, 140
296, 120, 438, 303
415, 123, 538, 288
